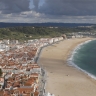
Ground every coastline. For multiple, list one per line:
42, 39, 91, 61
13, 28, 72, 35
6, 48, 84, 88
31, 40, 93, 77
68, 39, 96, 80
38, 37, 96, 96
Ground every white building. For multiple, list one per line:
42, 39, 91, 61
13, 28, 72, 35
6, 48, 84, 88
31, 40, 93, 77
53, 38, 59, 42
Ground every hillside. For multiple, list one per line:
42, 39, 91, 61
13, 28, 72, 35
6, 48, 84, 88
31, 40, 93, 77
0, 25, 95, 40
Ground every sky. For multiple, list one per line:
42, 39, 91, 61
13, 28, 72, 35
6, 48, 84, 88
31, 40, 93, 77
0, 0, 96, 23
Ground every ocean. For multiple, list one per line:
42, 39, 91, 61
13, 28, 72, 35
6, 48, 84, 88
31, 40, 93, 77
68, 39, 96, 79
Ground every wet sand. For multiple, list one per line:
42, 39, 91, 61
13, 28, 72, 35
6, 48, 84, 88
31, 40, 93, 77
38, 38, 96, 96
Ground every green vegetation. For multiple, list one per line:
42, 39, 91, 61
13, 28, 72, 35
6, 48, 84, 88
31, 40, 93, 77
0, 26, 95, 40
0, 27, 63, 40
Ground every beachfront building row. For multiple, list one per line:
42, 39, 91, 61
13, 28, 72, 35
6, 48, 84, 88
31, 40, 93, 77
0, 37, 64, 52
0, 37, 63, 96
67, 32, 96, 39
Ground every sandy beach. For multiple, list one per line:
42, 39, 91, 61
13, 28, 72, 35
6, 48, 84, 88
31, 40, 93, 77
38, 38, 96, 96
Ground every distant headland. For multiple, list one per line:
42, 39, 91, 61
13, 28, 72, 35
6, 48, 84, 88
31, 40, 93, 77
0, 22, 95, 28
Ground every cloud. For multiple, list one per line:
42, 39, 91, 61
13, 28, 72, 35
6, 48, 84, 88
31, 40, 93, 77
0, 0, 96, 23
33, 0, 39, 10
38, 0, 96, 16
0, 10, 96, 23
0, 0, 30, 14
0, 0, 96, 16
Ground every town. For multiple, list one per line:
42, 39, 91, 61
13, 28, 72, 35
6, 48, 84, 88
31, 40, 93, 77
0, 37, 63, 96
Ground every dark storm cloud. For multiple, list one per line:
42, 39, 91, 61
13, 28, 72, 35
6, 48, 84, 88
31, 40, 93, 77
0, 0, 96, 16
33, 0, 39, 10
38, 0, 96, 16
1, 0, 96, 23
0, 0, 30, 14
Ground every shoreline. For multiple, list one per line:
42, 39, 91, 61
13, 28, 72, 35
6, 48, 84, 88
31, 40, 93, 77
38, 38, 96, 96
67, 39, 96, 80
